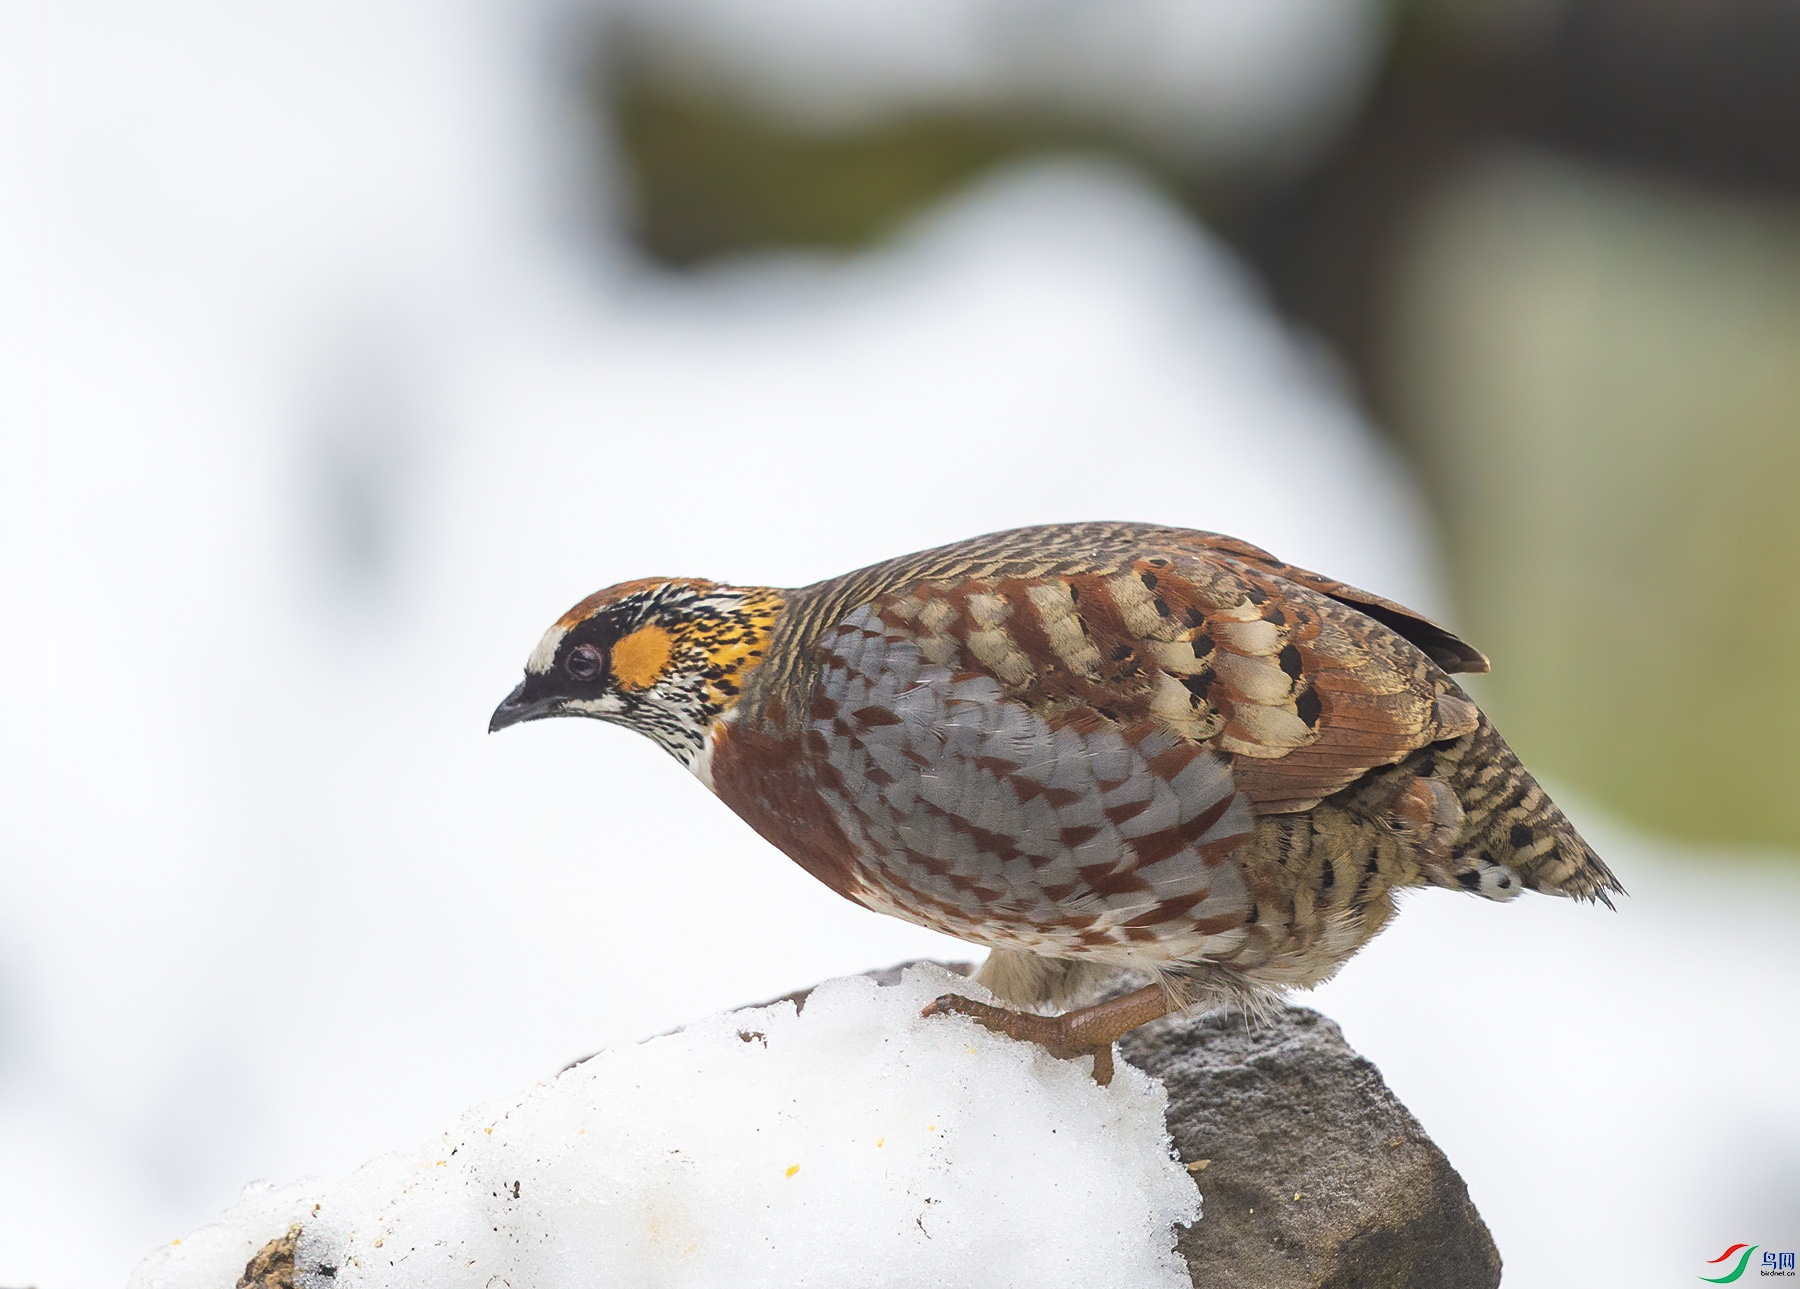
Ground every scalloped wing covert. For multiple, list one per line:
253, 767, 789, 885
845, 544, 1477, 819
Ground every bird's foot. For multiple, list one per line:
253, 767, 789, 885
921, 983, 1171, 1086
922, 993, 1097, 1059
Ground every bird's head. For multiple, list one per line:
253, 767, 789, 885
489, 577, 785, 767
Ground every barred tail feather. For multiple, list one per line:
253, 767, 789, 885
1433, 713, 1624, 908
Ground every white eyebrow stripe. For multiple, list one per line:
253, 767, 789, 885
526, 623, 569, 674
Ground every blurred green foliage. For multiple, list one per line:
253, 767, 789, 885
1389, 154, 1800, 851
610, 77, 1124, 266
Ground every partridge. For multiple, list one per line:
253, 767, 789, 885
491, 523, 1620, 1082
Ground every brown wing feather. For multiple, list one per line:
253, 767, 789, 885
846, 535, 1477, 819
1174, 532, 1490, 675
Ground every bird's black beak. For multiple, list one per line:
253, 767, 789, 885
489, 680, 558, 733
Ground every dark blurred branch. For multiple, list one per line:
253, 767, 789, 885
1217, 0, 1800, 419
602, 62, 1125, 267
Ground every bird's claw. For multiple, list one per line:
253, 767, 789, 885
922, 991, 1116, 1084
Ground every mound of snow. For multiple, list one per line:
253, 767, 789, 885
130, 964, 1198, 1289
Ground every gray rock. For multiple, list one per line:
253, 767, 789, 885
1122, 1004, 1501, 1289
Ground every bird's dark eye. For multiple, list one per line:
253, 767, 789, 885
566, 644, 605, 682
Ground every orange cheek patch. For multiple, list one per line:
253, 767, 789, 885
610, 624, 674, 691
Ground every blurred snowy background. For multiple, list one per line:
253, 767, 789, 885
3, 0, 1798, 1284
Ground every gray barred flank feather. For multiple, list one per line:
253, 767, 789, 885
808, 604, 1256, 966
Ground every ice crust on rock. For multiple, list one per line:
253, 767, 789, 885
132, 964, 1198, 1289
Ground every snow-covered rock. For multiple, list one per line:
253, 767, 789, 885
129, 964, 1199, 1289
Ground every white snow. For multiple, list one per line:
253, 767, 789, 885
128, 964, 1199, 1289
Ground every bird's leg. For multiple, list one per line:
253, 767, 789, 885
921, 984, 1172, 1086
